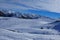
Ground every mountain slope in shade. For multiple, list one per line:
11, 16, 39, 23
49, 20, 60, 32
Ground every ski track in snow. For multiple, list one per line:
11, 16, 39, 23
0, 17, 60, 40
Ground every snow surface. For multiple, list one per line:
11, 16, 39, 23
0, 17, 60, 40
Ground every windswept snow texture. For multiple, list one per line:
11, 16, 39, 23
0, 17, 60, 40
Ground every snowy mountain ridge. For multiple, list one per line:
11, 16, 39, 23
0, 9, 54, 20
0, 9, 60, 40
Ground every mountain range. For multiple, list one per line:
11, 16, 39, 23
0, 9, 60, 40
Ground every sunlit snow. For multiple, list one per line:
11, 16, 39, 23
0, 17, 60, 40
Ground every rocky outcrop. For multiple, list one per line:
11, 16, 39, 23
0, 11, 5, 16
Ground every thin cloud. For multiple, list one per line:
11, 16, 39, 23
0, 0, 60, 13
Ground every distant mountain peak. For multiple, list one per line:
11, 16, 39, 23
0, 9, 54, 19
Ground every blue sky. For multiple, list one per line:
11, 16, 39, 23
0, 0, 60, 19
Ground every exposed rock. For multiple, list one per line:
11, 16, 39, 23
0, 11, 5, 16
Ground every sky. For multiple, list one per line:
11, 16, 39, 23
0, 0, 60, 19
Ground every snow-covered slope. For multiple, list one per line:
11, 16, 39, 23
0, 28, 60, 40
0, 17, 60, 40
0, 17, 55, 29
0, 10, 60, 40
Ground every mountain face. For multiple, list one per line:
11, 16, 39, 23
49, 20, 60, 32
0, 9, 60, 31
0, 9, 60, 40
0, 11, 5, 16
0, 10, 40, 19
0, 9, 53, 19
